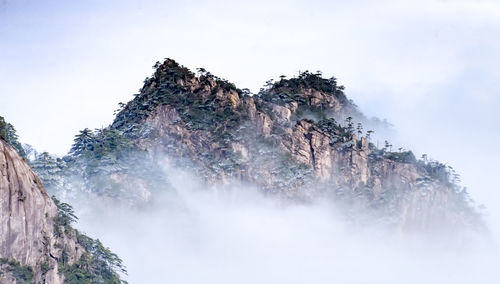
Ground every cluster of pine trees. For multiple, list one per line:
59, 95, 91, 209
52, 197, 126, 284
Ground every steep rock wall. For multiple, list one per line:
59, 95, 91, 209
0, 140, 82, 283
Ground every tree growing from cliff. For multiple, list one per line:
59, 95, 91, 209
22, 143, 38, 161
52, 197, 126, 283
366, 130, 374, 141
421, 154, 428, 162
52, 196, 78, 230
69, 128, 96, 157
113, 102, 127, 115
384, 140, 393, 152
356, 122, 363, 137
345, 117, 354, 133
196, 67, 208, 77
31, 152, 66, 190
241, 88, 251, 96
0, 258, 34, 283
0, 116, 27, 158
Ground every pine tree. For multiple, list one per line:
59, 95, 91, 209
31, 152, 66, 191
0, 116, 27, 158
356, 123, 363, 137
345, 117, 354, 133
366, 130, 374, 141
22, 144, 38, 161
69, 128, 95, 157
384, 140, 390, 151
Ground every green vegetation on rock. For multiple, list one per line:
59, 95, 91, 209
260, 71, 348, 105
52, 197, 126, 284
0, 115, 26, 158
0, 258, 34, 283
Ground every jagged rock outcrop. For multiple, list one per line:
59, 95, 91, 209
0, 139, 83, 283
35, 58, 481, 233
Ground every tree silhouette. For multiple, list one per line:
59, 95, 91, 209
356, 123, 363, 137
384, 140, 391, 151
265, 79, 274, 87
196, 67, 207, 77
241, 88, 251, 96
366, 130, 374, 141
69, 128, 95, 157
345, 117, 354, 133
0, 116, 27, 158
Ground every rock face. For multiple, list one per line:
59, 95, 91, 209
112, 59, 480, 231
0, 139, 82, 283
37, 58, 480, 233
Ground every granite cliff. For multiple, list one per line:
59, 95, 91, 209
0, 134, 124, 283
33, 59, 480, 233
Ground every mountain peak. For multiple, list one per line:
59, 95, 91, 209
265, 71, 348, 102
44, 58, 482, 233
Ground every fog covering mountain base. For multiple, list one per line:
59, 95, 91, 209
29, 59, 497, 282
74, 159, 498, 284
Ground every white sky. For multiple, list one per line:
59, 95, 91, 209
1, 0, 499, 232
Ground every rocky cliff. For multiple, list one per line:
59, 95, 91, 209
1, 139, 77, 283
0, 138, 124, 283
34, 59, 481, 233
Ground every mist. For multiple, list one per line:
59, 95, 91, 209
2, 1, 500, 282
63, 157, 499, 284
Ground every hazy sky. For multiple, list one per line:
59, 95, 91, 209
1, 0, 499, 230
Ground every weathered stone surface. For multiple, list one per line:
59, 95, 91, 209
255, 112, 273, 137
54, 58, 478, 232
0, 140, 82, 283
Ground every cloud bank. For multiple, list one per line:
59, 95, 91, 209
70, 160, 500, 283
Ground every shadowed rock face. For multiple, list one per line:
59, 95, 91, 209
0, 140, 82, 283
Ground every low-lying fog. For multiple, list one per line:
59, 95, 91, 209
72, 161, 500, 284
